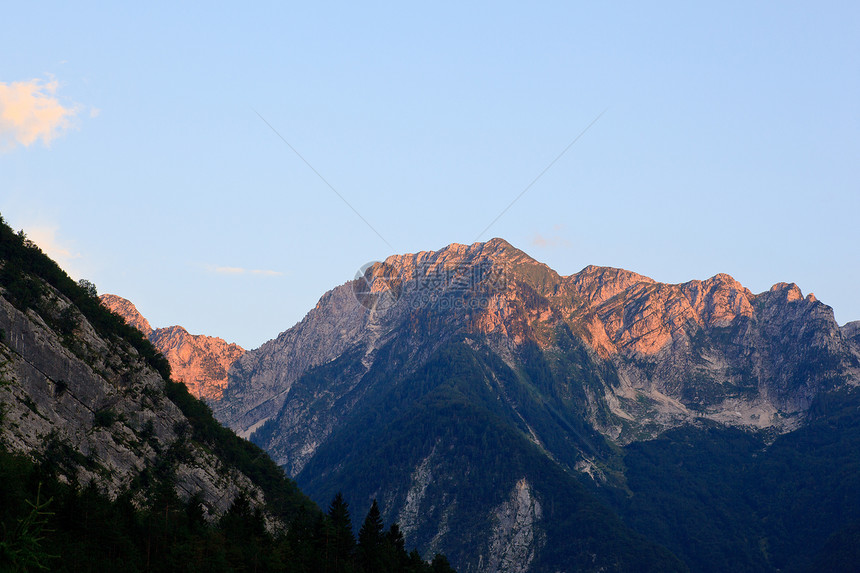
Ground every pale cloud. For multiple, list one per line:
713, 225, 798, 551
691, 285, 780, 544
531, 232, 572, 249
26, 225, 84, 278
210, 265, 284, 277
0, 77, 80, 151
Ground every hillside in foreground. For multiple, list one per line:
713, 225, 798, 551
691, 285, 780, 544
0, 214, 454, 572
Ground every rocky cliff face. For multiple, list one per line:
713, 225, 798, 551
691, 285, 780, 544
99, 293, 154, 335
100, 294, 244, 401
484, 479, 543, 573
222, 238, 859, 445
554, 271, 856, 441
1, 282, 263, 520
215, 285, 369, 438
211, 238, 860, 572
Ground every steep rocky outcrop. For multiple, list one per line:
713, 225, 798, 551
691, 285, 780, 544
100, 294, 244, 400
216, 286, 369, 438
222, 238, 859, 444
99, 293, 154, 335
484, 479, 543, 573
148, 326, 244, 400
212, 238, 859, 572
843, 320, 860, 345
1, 215, 463, 573
1, 282, 263, 519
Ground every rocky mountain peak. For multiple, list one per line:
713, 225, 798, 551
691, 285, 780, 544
100, 295, 244, 401
565, 265, 654, 307
221, 238, 859, 452
843, 320, 860, 340
383, 238, 513, 275
215, 237, 860, 573
769, 281, 804, 302
99, 293, 153, 336
381, 238, 552, 282
554, 269, 758, 358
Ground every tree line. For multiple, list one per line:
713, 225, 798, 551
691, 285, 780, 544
0, 445, 455, 572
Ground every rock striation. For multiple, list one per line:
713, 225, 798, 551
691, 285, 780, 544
1, 281, 264, 520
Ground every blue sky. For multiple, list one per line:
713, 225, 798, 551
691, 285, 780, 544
2, 2, 858, 348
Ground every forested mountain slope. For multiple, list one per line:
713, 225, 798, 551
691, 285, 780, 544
213, 238, 859, 572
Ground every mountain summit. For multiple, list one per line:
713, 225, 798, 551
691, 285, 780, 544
219, 239, 858, 444
203, 239, 860, 572
100, 294, 245, 400
98, 239, 860, 571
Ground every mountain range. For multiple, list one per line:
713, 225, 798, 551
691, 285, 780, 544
0, 216, 452, 572
105, 238, 860, 572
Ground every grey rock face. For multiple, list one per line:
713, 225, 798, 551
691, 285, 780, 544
842, 320, 860, 344
484, 479, 543, 573
213, 284, 372, 437
223, 240, 860, 456
0, 282, 264, 519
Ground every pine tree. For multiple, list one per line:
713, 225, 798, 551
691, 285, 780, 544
385, 523, 414, 571
357, 499, 385, 571
430, 553, 457, 573
326, 492, 355, 572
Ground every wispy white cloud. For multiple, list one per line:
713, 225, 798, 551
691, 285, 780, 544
209, 265, 284, 277
0, 77, 81, 151
214, 266, 246, 275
